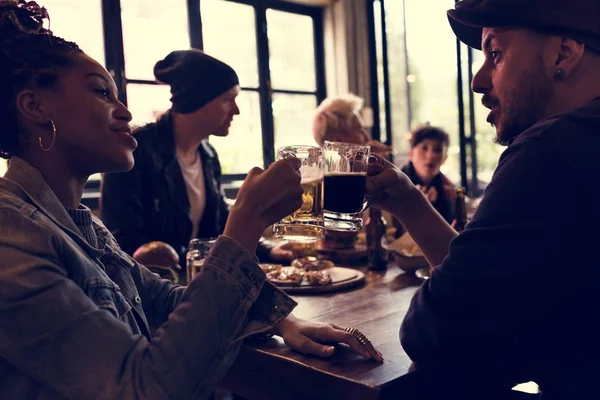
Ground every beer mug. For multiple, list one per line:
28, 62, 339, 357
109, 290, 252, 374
186, 238, 216, 284
323, 141, 370, 232
272, 145, 325, 241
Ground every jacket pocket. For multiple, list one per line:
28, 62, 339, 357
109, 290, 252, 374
82, 276, 132, 320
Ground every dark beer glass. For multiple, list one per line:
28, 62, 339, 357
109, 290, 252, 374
323, 141, 370, 232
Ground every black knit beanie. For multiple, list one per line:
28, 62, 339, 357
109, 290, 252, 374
153, 49, 239, 114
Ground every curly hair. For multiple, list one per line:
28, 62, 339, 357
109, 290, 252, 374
409, 124, 450, 149
0, 0, 82, 159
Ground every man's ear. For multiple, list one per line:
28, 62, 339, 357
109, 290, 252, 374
554, 37, 586, 79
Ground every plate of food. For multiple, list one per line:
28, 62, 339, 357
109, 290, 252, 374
386, 233, 429, 273
260, 257, 365, 294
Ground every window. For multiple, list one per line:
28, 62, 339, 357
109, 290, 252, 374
374, 0, 497, 195
201, 1, 263, 174
201, 0, 325, 174
121, 0, 190, 81
402, 0, 461, 183
120, 0, 190, 125
126, 84, 172, 127
375, 0, 409, 164
201, 1, 260, 88
44, 0, 106, 65
267, 9, 321, 151
267, 10, 317, 92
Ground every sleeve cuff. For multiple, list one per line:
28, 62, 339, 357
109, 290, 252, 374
248, 282, 297, 325
234, 282, 297, 343
200, 235, 266, 301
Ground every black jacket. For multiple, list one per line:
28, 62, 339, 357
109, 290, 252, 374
101, 111, 270, 272
401, 98, 600, 399
401, 161, 454, 223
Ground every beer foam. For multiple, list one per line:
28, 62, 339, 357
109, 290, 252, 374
324, 171, 367, 176
301, 166, 324, 184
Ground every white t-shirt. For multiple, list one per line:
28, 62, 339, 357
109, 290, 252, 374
176, 149, 206, 240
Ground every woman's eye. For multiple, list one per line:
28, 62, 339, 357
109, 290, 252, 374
95, 89, 111, 99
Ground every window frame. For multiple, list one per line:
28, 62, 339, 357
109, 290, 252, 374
208, 0, 327, 170
370, 0, 484, 197
100, 0, 326, 178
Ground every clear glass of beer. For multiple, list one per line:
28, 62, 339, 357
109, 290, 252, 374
272, 145, 325, 241
186, 238, 216, 284
323, 141, 370, 232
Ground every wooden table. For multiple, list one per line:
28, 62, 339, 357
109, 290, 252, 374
222, 265, 424, 399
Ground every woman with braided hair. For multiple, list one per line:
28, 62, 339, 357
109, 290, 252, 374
0, 2, 382, 399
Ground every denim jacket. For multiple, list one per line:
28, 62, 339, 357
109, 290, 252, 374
0, 157, 296, 399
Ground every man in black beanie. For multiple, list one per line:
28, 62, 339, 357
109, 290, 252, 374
154, 49, 240, 116
101, 49, 293, 281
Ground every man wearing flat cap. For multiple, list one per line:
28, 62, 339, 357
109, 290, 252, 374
364, 0, 600, 398
101, 50, 293, 283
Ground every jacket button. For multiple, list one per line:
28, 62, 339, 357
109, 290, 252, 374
134, 296, 142, 304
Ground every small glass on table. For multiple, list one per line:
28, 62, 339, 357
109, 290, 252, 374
186, 238, 216, 284
272, 145, 325, 242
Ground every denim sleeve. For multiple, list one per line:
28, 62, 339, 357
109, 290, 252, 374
0, 209, 295, 400
134, 236, 297, 336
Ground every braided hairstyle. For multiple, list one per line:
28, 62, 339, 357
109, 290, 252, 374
0, 0, 83, 159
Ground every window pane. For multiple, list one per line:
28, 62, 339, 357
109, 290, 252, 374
43, 0, 105, 65
404, 0, 460, 183
382, 0, 410, 165
374, 0, 388, 144
126, 84, 172, 128
210, 91, 263, 174
121, 0, 189, 80
201, 1, 259, 88
273, 93, 318, 151
267, 10, 316, 92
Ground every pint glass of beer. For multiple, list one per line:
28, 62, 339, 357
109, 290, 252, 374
272, 145, 325, 241
323, 141, 370, 232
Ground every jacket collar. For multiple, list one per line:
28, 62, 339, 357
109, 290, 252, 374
154, 110, 217, 158
153, 110, 216, 159
2, 157, 104, 258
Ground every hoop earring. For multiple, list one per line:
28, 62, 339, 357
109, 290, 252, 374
554, 68, 566, 81
39, 119, 56, 152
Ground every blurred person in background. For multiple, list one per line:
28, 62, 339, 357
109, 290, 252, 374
101, 50, 293, 282
312, 93, 393, 154
401, 124, 455, 224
